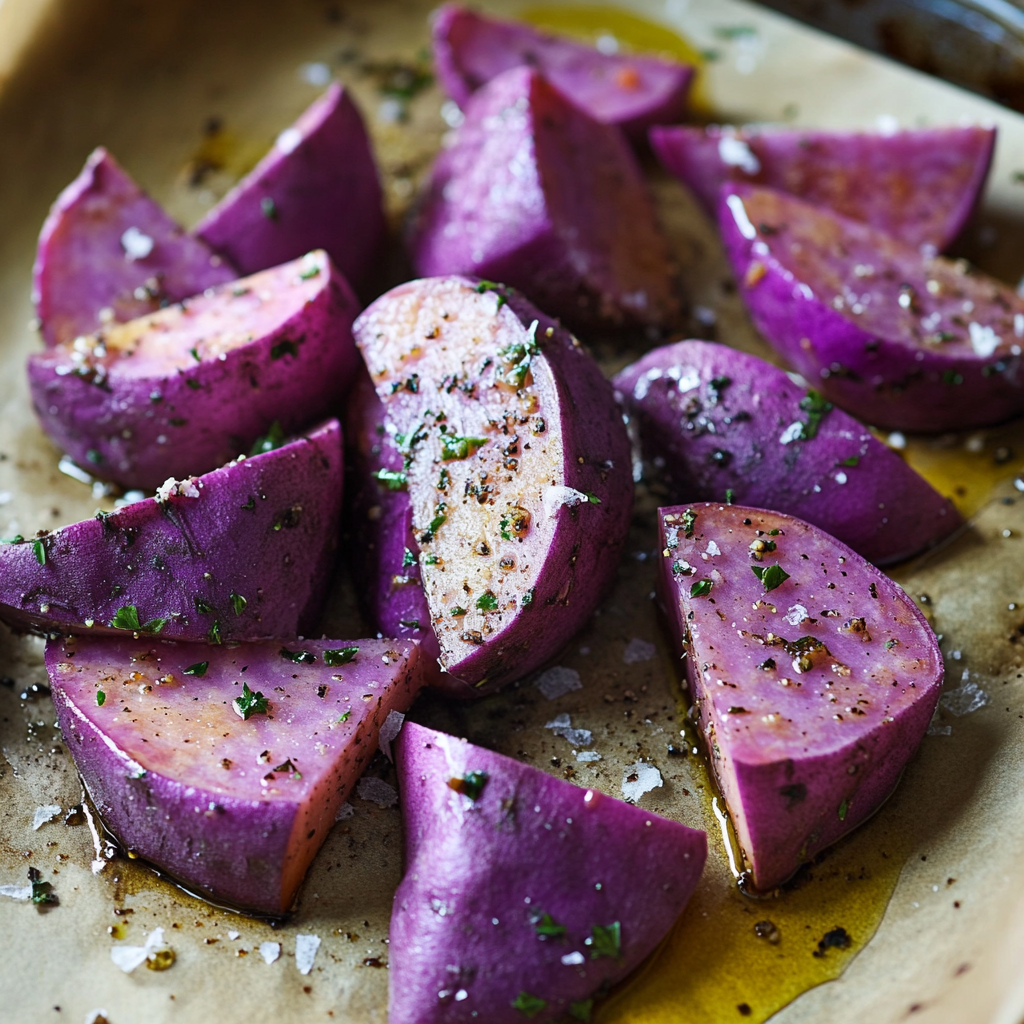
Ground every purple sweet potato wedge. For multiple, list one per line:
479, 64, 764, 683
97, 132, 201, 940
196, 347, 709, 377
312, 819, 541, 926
651, 124, 995, 250
719, 185, 1024, 431
193, 83, 385, 296
29, 250, 360, 489
390, 722, 707, 1022
657, 502, 943, 890
0, 419, 342, 642
353, 276, 633, 694
614, 340, 960, 564
345, 373, 444, 689
432, 4, 694, 140
48, 635, 423, 914
33, 147, 237, 347
410, 66, 679, 329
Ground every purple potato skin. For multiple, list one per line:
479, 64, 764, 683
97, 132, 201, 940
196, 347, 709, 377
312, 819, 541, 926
48, 635, 424, 915
345, 372, 444, 690
390, 723, 707, 1023
650, 124, 995, 251
614, 339, 960, 565
353, 276, 633, 693
193, 83, 385, 298
410, 66, 679, 329
432, 4, 694, 141
0, 420, 343, 642
657, 503, 943, 890
719, 185, 1024, 431
28, 250, 360, 489
34, 147, 237, 347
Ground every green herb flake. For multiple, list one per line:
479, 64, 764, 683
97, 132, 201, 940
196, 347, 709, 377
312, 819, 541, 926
337, 710, 352, 723
110, 605, 141, 631
260, 196, 277, 220
447, 770, 489, 801
299, 264, 320, 280
374, 468, 408, 491
690, 579, 713, 598
838, 455, 860, 467
725, 488, 735, 504
476, 590, 499, 611
798, 389, 833, 440
402, 548, 417, 568
241, 496, 256, 511
570, 999, 594, 1022
225, 592, 246, 616
451, 606, 467, 617
521, 587, 535, 607
0, 534, 24, 544
208, 620, 222, 645
885, 638, 899, 650
189, 347, 201, 363
751, 564, 791, 592
183, 662, 209, 677
250, 420, 286, 456
440, 434, 488, 461
498, 320, 541, 388
584, 491, 601, 504
28, 868, 58, 907
233, 681, 269, 720
96, 690, 106, 707
681, 509, 698, 538
280, 647, 316, 664
270, 339, 299, 360
185, 377, 201, 390
424, 553, 440, 566
437, 466, 450, 490
32, 539, 46, 566
511, 991, 547, 1017
475, 279, 508, 308
323, 647, 359, 667
838, 798, 849, 821
533, 912, 567, 939
86, 449, 103, 465
587, 920, 622, 960
399, 618, 420, 629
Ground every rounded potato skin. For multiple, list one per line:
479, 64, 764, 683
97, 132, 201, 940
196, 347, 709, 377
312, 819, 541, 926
390, 723, 707, 1023
719, 184, 1024, 431
353, 276, 633, 693
657, 502, 943, 889
28, 251, 360, 489
432, 3, 693, 140
614, 339, 960, 564
0, 420, 343, 642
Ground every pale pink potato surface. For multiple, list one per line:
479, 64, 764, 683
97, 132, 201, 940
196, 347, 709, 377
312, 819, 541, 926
658, 502, 943, 890
48, 635, 424, 914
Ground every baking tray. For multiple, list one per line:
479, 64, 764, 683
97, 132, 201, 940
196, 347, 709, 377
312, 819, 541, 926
2, 1, 1024, 1022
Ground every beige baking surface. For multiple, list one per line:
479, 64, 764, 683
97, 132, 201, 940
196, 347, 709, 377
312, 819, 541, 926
2, 1, 1024, 1022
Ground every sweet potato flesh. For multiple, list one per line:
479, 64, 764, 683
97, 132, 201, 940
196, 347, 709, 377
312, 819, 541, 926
358, 280, 564, 669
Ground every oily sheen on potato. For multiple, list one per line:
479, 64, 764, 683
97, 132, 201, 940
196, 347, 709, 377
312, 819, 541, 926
48, 635, 423, 914
352, 276, 632, 693
389, 723, 707, 1023
658, 502, 943, 890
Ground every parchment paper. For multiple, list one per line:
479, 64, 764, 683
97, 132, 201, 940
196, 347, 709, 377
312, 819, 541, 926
1, 1, 1024, 1022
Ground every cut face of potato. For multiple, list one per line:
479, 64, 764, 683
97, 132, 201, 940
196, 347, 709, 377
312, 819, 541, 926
720, 184, 1024, 431
652, 124, 995, 250
28, 250, 360, 489
389, 723, 707, 1023
353, 276, 633, 693
33, 147, 237, 347
0, 419, 343, 643
658, 502, 943, 890
48, 635, 423, 914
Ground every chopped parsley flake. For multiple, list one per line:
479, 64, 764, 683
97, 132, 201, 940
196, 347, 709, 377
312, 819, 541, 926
250, 421, 286, 456
587, 920, 622, 960
233, 682, 269, 720
230, 592, 247, 615
374, 468, 408, 491
447, 770, 489, 801
184, 661, 209, 677
584, 491, 601, 504
451, 606, 467, 617
837, 455, 860, 467
798, 389, 833, 440
32, 538, 46, 565
28, 868, 57, 907
752, 564, 791, 592
498, 320, 541, 388
402, 547, 417, 568
521, 587, 535, 607
109, 605, 166, 634
323, 647, 359, 666
440, 434, 488, 461
511, 991, 547, 1017
208, 620, 222, 644
260, 196, 277, 220
533, 912, 567, 939
280, 647, 316, 664
475, 279, 508, 308
399, 618, 420, 629
838, 798, 849, 821
270, 339, 299, 360
96, 690, 106, 707
725, 488, 735, 504
476, 590, 499, 611
337, 710, 351, 723
690, 579, 713, 598
681, 509, 698, 538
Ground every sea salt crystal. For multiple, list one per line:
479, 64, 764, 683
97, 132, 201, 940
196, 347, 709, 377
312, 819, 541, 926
356, 777, 398, 808
378, 709, 406, 761
260, 941, 281, 964
534, 666, 582, 700
621, 762, 663, 802
940, 680, 990, 716
295, 934, 321, 975
545, 714, 593, 747
32, 804, 61, 830
121, 226, 154, 261
623, 638, 656, 664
